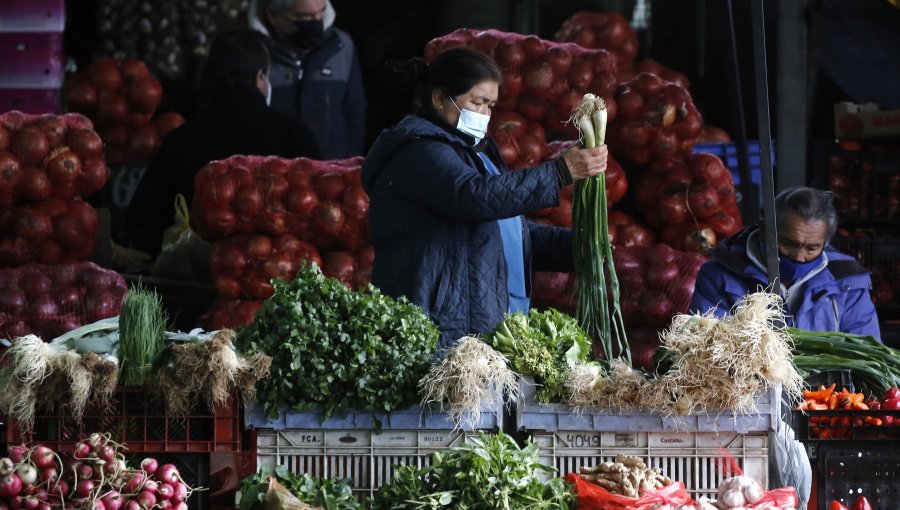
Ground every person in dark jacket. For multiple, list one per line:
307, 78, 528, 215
249, 0, 367, 159
690, 187, 881, 340
361, 47, 609, 350
127, 30, 320, 258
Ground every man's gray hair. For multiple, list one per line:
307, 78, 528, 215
774, 186, 839, 242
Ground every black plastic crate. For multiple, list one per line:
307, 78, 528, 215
803, 370, 855, 394
125, 453, 210, 510
831, 235, 900, 315
816, 443, 900, 510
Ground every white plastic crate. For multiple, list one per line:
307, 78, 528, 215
248, 403, 502, 501
527, 430, 769, 501
254, 427, 491, 501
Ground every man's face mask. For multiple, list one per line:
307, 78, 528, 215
450, 97, 490, 144
290, 18, 324, 48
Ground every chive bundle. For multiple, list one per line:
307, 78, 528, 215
571, 94, 629, 365
119, 284, 168, 386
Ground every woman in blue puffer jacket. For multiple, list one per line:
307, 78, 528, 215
361, 47, 608, 350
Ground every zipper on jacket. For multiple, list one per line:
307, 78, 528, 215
831, 297, 840, 330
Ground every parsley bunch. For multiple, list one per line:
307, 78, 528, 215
236, 263, 439, 418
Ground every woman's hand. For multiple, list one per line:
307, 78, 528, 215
562, 145, 608, 180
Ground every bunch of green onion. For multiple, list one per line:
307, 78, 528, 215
571, 94, 629, 365
119, 285, 167, 386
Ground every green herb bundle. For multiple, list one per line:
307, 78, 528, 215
487, 309, 591, 403
235, 263, 439, 419
119, 285, 167, 386
372, 432, 573, 510
239, 467, 360, 510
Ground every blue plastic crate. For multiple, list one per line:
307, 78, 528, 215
245, 402, 502, 432
516, 381, 780, 434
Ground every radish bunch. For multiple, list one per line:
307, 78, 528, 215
0, 433, 197, 510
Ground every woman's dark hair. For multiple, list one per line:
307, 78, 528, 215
200, 30, 270, 94
387, 47, 502, 113
774, 186, 839, 241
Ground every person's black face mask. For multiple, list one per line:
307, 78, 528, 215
290, 19, 324, 48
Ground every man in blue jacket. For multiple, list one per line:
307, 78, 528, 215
250, 0, 366, 159
689, 187, 881, 340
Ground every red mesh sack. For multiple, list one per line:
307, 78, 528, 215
0, 197, 98, 267
63, 58, 182, 164
0, 262, 127, 340
321, 245, 373, 290
200, 298, 264, 330
635, 153, 743, 254
614, 244, 707, 330
0, 111, 110, 204
565, 474, 695, 510
424, 29, 619, 138
528, 141, 629, 228
489, 110, 549, 170
552, 12, 638, 71
618, 58, 691, 90
209, 233, 322, 300
607, 72, 702, 165
190, 155, 368, 250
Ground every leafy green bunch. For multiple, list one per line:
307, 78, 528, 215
488, 309, 591, 403
235, 263, 439, 418
238, 467, 361, 510
372, 432, 574, 509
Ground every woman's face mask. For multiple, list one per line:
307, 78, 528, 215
449, 97, 490, 144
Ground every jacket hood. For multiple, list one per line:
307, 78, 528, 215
361, 114, 471, 192
247, 0, 336, 37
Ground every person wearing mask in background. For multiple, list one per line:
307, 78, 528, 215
690, 186, 881, 340
361, 47, 609, 350
248, 0, 367, 159
127, 30, 319, 260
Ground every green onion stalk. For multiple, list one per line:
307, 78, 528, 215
571, 94, 629, 365
119, 284, 168, 386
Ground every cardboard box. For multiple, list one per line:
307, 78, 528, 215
834, 102, 900, 139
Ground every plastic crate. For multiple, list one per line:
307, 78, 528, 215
6, 387, 241, 453
0, 0, 65, 33
0, 32, 65, 88
515, 383, 777, 499
693, 140, 774, 208
816, 443, 900, 510
247, 404, 501, 501
125, 452, 210, 510
0, 87, 60, 114
791, 409, 900, 460
528, 430, 768, 501
814, 141, 900, 224
803, 370, 855, 394
830, 235, 900, 314
516, 383, 781, 435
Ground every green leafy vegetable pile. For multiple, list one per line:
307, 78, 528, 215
371, 432, 574, 509
487, 309, 591, 403
238, 467, 361, 510
235, 263, 439, 418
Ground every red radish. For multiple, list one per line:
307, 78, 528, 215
8, 446, 28, 464
39, 467, 58, 485
75, 479, 94, 498
75, 463, 93, 480
97, 445, 115, 462
73, 441, 92, 458
123, 472, 145, 494
0, 473, 23, 498
36, 505, 50, 510
173, 503, 187, 510
101, 490, 123, 510
883, 387, 900, 401
29, 447, 56, 470
157, 484, 174, 500
49, 480, 68, 497
157, 502, 172, 510
32, 489, 47, 501
171, 483, 188, 503
15, 465, 37, 486
141, 480, 158, 493
136, 490, 156, 509
21, 497, 38, 510
123, 501, 141, 510
155, 465, 180, 486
